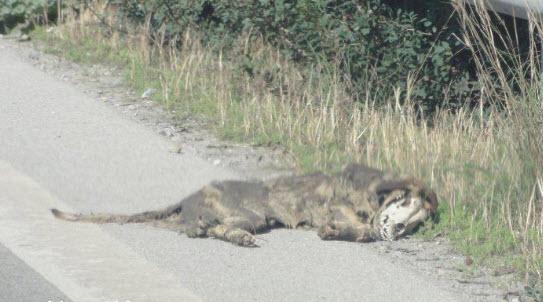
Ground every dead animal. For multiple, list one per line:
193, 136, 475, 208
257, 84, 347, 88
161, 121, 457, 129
51, 163, 438, 247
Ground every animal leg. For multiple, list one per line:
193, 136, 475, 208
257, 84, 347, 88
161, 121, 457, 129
318, 221, 377, 242
317, 206, 378, 242
207, 224, 257, 247
183, 213, 258, 246
148, 214, 185, 233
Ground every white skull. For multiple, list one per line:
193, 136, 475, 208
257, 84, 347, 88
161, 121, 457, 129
378, 196, 430, 241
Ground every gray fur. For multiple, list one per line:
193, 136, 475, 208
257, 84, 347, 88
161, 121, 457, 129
51, 163, 438, 246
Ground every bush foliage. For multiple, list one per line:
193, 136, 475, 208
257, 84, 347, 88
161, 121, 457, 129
0, 0, 56, 32
119, 0, 470, 110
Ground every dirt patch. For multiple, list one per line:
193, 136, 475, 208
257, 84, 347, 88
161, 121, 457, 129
2, 36, 533, 302
372, 237, 529, 301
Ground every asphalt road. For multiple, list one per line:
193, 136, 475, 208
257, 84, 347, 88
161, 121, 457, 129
0, 243, 72, 302
0, 39, 466, 302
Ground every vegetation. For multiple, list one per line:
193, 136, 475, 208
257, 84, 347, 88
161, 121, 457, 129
30, 0, 543, 297
116, 0, 473, 111
0, 0, 58, 33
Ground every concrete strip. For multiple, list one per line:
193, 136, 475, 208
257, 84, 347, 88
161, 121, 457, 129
0, 160, 202, 302
0, 243, 72, 302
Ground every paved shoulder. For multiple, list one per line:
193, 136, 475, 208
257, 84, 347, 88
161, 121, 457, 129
0, 243, 72, 302
0, 160, 201, 302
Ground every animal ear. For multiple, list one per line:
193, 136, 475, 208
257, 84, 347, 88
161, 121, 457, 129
421, 188, 439, 216
340, 163, 383, 188
340, 163, 362, 181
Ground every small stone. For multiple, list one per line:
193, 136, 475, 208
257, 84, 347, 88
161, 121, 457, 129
141, 88, 156, 99
213, 159, 221, 166
159, 128, 174, 137
169, 144, 183, 154
493, 266, 516, 276
17, 34, 30, 42
464, 256, 473, 266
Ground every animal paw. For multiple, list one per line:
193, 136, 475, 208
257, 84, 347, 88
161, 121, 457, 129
317, 224, 340, 240
186, 225, 207, 238
355, 232, 375, 243
227, 229, 257, 247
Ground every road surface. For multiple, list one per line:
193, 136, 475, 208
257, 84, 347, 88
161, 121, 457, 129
0, 39, 466, 302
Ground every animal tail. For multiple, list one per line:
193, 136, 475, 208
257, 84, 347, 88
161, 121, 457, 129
50, 202, 183, 224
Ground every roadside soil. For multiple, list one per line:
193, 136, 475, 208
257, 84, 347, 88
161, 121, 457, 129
1, 35, 533, 302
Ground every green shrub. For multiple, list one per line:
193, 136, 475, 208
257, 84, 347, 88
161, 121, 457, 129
0, 0, 57, 33
118, 0, 470, 110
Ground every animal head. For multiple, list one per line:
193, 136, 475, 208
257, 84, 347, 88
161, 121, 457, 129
374, 179, 438, 241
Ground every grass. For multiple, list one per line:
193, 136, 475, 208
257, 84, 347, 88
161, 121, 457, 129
31, 1, 543, 294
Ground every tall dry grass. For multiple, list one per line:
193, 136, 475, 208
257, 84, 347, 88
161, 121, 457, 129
453, 0, 543, 282
41, 0, 542, 287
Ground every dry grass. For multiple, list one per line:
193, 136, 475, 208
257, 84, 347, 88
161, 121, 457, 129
36, 0, 543, 289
